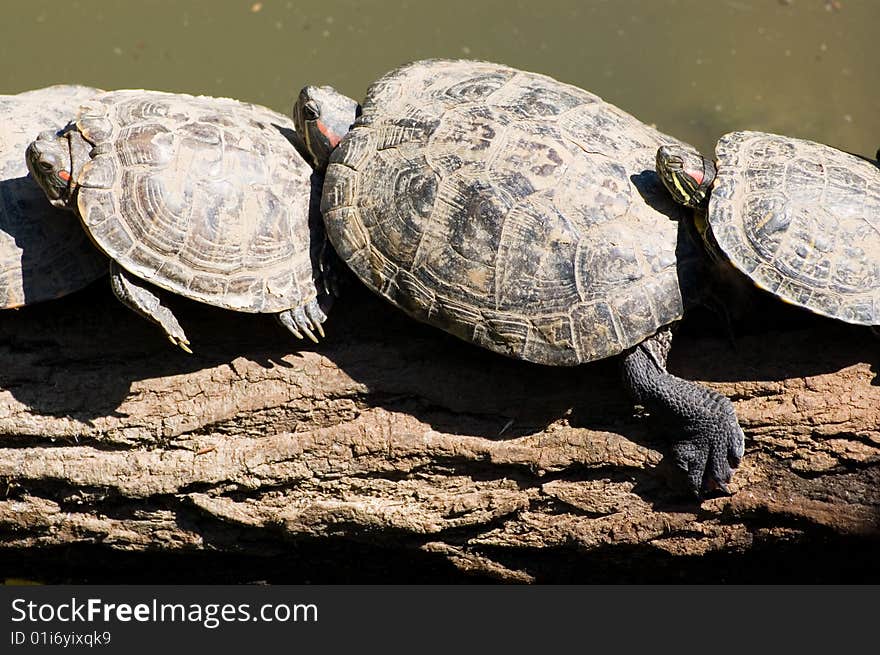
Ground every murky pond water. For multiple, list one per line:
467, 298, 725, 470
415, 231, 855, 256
1, 0, 876, 156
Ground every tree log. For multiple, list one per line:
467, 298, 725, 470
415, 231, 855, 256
1, 281, 878, 583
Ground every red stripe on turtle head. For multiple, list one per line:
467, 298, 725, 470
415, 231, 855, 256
58, 170, 71, 182
316, 119, 342, 148
684, 167, 704, 186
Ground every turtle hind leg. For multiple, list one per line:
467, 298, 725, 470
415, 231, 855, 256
109, 261, 191, 353
621, 326, 745, 496
277, 296, 331, 343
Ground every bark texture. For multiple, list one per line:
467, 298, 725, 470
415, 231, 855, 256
1, 283, 878, 583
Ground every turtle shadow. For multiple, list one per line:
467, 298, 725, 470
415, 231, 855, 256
0, 276, 610, 436
670, 306, 880, 385
272, 122, 309, 165
4, 252, 872, 495
315, 285, 601, 438
629, 168, 686, 220
0, 282, 314, 423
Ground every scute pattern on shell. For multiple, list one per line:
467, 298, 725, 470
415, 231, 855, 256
322, 59, 697, 365
0, 85, 106, 308
75, 90, 320, 313
712, 131, 880, 325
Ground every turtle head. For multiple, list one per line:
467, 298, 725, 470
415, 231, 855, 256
292, 85, 359, 171
656, 144, 716, 208
26, 126, 90, 210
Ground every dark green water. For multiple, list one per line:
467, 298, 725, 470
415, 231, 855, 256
1, 0, 877, 156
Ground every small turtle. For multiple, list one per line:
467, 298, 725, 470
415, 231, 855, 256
656, 131, 880, 329
27, 90, 331, 351
0, 85, 106, 311
294, 59, 745, 494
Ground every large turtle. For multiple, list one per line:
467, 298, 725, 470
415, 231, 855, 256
656, 131, 880, 329
293, 59, 745, 494
26, 90, 332, 351
0, 85, 106, 310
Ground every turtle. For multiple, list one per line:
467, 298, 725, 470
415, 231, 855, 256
0, 85, 107, 311
656, 131, 880, 330
292, 58, 745, 495
26, 89, 332, 352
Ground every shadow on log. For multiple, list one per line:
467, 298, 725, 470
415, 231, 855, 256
0, 280, 878, 583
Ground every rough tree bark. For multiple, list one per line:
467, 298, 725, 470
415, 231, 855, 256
1, 281, 878, 583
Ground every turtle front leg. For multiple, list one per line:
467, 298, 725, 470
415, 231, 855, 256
277, 296, 332, 343
621, 326, 745, 495
109, 261, 191, 353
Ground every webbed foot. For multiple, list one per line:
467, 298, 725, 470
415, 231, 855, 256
670, 395, 744, 495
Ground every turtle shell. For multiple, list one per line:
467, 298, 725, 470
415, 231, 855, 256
710, 131, 880, 325
0, 85, 106, 308
74, 90, 322, 313
321, 59, 698, 365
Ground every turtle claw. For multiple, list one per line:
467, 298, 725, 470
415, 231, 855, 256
168, 335, 193, 354
305, 300, 327, 338
300, 323, 319, 344
295, 306, 319, 343
154, 313, 191, 352
277, 303, 326, 343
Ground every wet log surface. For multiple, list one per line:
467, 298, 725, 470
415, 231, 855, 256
1, 279, 878, 583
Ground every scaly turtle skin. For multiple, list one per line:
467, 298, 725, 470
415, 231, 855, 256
0, 85, 106, 308
294, 59, 745, 495
27, 90, 332, 351
657, 131, 880, 328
